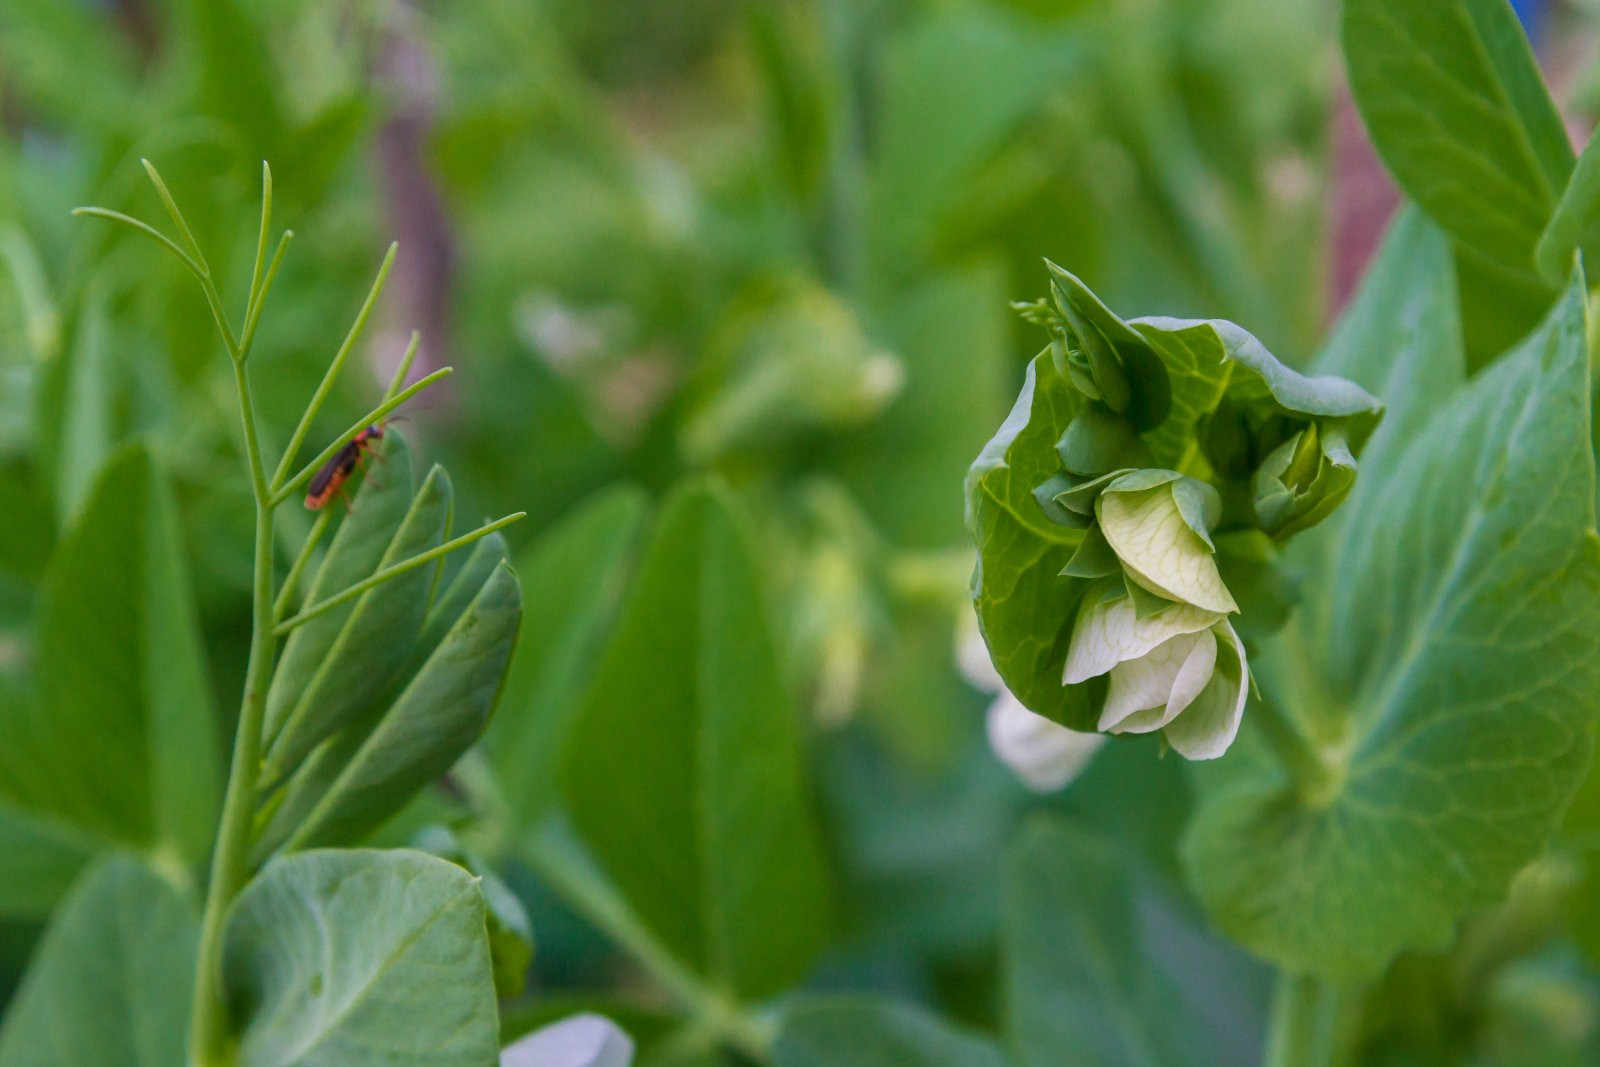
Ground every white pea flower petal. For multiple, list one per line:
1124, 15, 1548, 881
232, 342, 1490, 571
1099, 626, 1217, 734
1097, 486, 1238, 613
986, 691, 1106, 792
501, 1014, 634, 1067
1063, 595, 1221, 685
1062, 589, 1251, 760
1162, 620, 1249, 760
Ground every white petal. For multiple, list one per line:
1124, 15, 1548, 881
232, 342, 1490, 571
986, 692, 1106, 792
1097, 487, 1238, 613
1098, 629, 1213, 732
1164, 621, 1250, 760
501, 1014, 635, 1067
1063, 595, 1221, 685
955, 610, 1003, 693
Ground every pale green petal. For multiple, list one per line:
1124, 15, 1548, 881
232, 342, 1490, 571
1097, 486, 1238, 614
1062, 594, 1221, 685
1164, 621, 1249, 760
985, 692, 1106, 792
1098, 629, 1214, 733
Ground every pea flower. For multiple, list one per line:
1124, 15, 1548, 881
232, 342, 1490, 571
966, 262, 1380, 762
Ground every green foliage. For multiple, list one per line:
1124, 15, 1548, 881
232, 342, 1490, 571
0, 856, 198, 1066
1186, 243, 1600, 981
0, 443, 218, 895
773, 997, 1011, 1067
220, 849, 499, 1066
560, 482, 833, 1001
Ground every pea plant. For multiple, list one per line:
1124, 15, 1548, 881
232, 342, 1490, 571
6, 2, 1600, 1067
0, 162, 528, 1066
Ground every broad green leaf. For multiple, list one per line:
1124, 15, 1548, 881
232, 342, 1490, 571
1004, 818, 1213, 1067
1184, 269, 1600, 980
0, 855, 198, 1066
772, 997, 1011, 1067
222, 849, 499, 1067
560, 482, 832, 999
965, 352, 1097, 729
263, 436, 443, 781
54, 281, 111, 525
0, 443, 218, 868
272, 563, 521, 852
1343, 0, 1572, 274
1537, 132, 1600, 285
868, 7, 1080, 275
843, 264, 1014, 548
490, 485, 649, 822
0, 803, 97, 919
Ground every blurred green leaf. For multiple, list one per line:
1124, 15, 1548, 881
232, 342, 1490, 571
1537, 133, 1600, 285
0, 855, 198, 1066
1343, 0, 1571, 278
1185, 269, 1600, 980
221, 848, 499, 1066
262, 434, 437, 780
0, 442, 218, 870
491, 485, 649, 822
53, 284, 113, 526
1004, 817, 1211, 1067
772, 996, 1011, 1067
0, 805, 97, 920
560, 481, 832, 1000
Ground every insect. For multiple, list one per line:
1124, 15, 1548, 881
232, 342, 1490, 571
304, 423, 386, 510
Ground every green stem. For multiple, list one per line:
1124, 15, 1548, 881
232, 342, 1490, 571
190, 348, 277, 1066
1251, 693, 1344, 808
523, 824, 776, 1061
189, 491, 276, 1067
1264, 972, 1339, 1067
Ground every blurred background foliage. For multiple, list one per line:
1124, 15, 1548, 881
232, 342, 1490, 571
4, 0, 1600, 1063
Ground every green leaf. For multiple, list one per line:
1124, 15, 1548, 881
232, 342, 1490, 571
263, 434, 443, 781
0, 803, 97, 919
490, 485, 650, 822
966, 352, 1096, 730
1343, 0, 1573, 275
1004, 818, 1217, 1067
560, 481, 832, 999
1184, 269, 1600, 980
0, 443, 218, 868
268, 563, 521, 853
0, 855, 198, 1066
1537, 133, 1600, 285
773, 996, 1011, 1067
221, 849, 499, 1067
55, 281, 112, 525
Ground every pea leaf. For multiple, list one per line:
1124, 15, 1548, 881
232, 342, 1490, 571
1183, 267, 1600, 980
0, 804, 97, 919
559, 481, 833, 1000
1537, 132, 1600, 285
0, 443, 218, 873
490, 485, 649, 823
1343, 0, 1572, 276
265, 563, 521, 853
1004, 817, 1262, 1067
261, 431, 423, 775
221, 849, 499, 1067
966, 352, 1098, 730
0, 855, 198, 1066
773, 997, 1011, 1067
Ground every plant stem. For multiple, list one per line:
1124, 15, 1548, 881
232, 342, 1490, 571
190, 357, 278, 1067
523, 822, 777, 1061
1264, 972, 1340, 1067
1251, 693, 1345, 808
189, 503, 276, 1066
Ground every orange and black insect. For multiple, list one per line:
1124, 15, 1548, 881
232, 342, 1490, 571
305, 424, 386, 510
